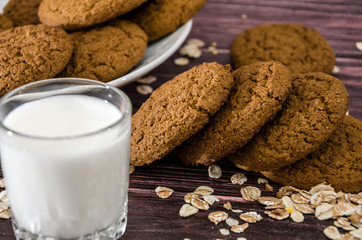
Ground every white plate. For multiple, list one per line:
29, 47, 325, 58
0, 2, 192, 87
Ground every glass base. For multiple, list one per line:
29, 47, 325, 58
12, 216, 127, 240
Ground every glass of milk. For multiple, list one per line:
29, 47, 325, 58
0, 78, 132, 239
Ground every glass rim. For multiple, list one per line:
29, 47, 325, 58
0, 78, 132, 141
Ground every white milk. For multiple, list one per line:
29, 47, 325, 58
0, 95, 130, 238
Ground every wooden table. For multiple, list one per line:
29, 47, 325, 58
1, 0, 361, 239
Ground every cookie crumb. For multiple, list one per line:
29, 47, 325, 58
129, 165, 135, 174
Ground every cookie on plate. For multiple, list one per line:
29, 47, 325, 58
261, 115, 362, 193
61, 20, 147, 82
231, 24, 335, 75
176, 61, 292, 166
128, 0, 207, 41
230, 72, 349, 172
0, 24, 73, 96
131, 62, 234, 166
0, 14, 13, 32
38, 0, 147, 31
3, 0, 41, 26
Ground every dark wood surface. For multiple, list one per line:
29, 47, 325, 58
1, 0, 362, 239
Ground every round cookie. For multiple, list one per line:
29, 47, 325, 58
261, 116, 362, 193
230, 24, 335, 75
61, 20, 147, 82
176, 61, 292, 166
3, 0, 41, 26
0, 24, 73, 96
0, 14, 14, 32
230, 72, 349, 172
38, 0, 147, 31
128, 0, 207, 41
131, 62, 234, 166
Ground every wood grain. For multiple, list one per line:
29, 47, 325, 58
1, 0, 361, 239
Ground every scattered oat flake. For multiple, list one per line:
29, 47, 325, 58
334, 218, 356, 231
241, 14, 248, 19
333, 202, 356, 218
349, 194, 362, 205
276, 186, 300, 198
315, 203, 335, 220
258, 196, 282, 206
310, 183, 334, 195
179, 204, 199, 217
290, 210, 304, 223
350, 228, 362, 239
265, 183, 274, 192
136, 85, 153, 95
180, 44, 202, 58
219, 228, 230, 236
0, 191, 8, 206
191, 197, 209, 210
0, 179, 4, 188
294, 203, 314, 214
194, 186, 214, 196
223, 202, 232, 210
333, 65, 340, 74
356, 205, 362, 216
155, 186, 174, 199
184, 238, 191, 240
208, 164, 222, 179
184, 193, 199, 203
231, 209, 244, 213
0, 209, 10, 219
136, 75, 157, 84
0, 202, 8, 212
310, 192, 323, 206
240, 186, 261, 202
321, 191, 338, 202
187, 38, 206, 48
211, 41, 218, 47
231, 173, 247, 185
257, 178, 268, 184
346, 110, 349, 116
226, 218, 239, 227
239, 211, 262, 223
356, 42, 362, 51
174, 57, 189, 66
323, 226, 341, 240
210, 48, 218, 55
208, 211, 228, 225
203, 195, 219, 205
129, 165, 135, 174
237, 238, 247, 240
282, 196, 294, 208
265, 209, 289, 220
291, 193, 309, 204
340, 233, 355, 240
231, 223, 249, 233
348, 214, 361, 224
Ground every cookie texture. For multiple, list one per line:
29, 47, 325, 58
261, 116, 362, 193
128, 0, 207, 41
3, 0, 41, 26
177, 61, 292, 166
131, 62, 234, 166
231, 24, 335, 75
0, 24, 73, 96
230, 72, 349, 172
0, 14, 14, 32
38, 0, 147, 31
61, 20, 147, 82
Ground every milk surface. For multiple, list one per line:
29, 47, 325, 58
0, 95, 130, 238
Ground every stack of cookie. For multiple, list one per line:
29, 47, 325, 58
0, 0, 207, 95
131, 23, 361, 193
